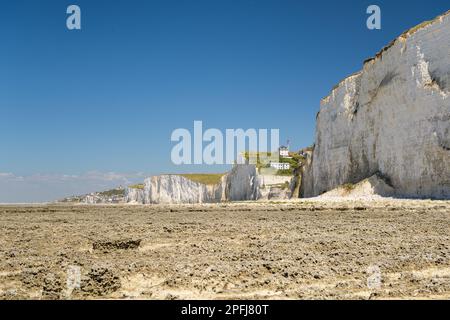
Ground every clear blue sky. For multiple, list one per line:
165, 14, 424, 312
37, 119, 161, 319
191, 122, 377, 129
1, 0, 448, 201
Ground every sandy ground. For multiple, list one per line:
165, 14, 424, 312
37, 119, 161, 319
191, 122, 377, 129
0, 199, 449, 300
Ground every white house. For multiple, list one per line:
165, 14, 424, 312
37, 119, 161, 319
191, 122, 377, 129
270, 162, 290, 170
279, 146, 290, 158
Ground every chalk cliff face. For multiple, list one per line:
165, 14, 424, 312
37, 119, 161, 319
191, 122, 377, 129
125, 187, 145, 204
125, 165, 261, 204
143, 175, 224, 204
302, 11, 450, 199
224, 164, 260, 201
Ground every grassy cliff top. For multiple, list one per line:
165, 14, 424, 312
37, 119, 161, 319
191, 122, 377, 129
128, 184, 145, 190
179, 173, 225, 185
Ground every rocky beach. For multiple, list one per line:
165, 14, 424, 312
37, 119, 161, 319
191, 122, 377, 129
1, 199, 449, 300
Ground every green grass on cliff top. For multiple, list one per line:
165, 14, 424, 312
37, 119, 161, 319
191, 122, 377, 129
179, 173, 225, 185
128, 184, 145, 189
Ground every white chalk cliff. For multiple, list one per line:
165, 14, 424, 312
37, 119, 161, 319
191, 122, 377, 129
126, 165, 261, 204
125, 187, 145, 204
224, 164, 261, 201
302, 11, 450, 199
143, 175, 224, 204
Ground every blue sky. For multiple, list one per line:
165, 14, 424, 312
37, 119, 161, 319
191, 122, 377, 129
1, 0, 449, 202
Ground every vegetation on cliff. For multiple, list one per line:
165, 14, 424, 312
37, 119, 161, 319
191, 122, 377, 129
178, 173, 225, 185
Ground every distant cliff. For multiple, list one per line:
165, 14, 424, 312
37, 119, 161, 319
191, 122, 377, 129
126, 165, 262, 204
301, 11, 450, 199
143, 174, 224, 204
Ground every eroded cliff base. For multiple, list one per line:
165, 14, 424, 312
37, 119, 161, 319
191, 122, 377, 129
317, 174, 395, 200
